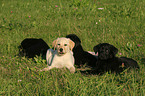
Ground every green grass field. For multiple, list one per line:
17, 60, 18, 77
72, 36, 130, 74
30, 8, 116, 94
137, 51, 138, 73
0, 0, 145, 95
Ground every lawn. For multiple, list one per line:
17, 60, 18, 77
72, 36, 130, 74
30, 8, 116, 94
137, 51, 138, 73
0, 0, 145, 95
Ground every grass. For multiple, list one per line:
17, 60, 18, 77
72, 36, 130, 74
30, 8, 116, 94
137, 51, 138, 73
0, 0, 145, 95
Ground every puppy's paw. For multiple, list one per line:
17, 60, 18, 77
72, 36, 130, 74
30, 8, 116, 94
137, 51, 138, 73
40, 67, 49, 71
69, 67, 75, 73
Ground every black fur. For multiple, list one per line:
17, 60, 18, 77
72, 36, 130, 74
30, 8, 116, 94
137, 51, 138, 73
18, 38, 50, 58
66, 34, 97, 68
93, 43, 139, 74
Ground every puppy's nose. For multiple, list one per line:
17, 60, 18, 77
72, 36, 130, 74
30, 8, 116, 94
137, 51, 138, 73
60, 48, 63, 52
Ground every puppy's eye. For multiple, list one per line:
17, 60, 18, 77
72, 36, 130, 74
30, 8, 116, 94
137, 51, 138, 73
64, 44, 67, 46
58, 44, 60, 45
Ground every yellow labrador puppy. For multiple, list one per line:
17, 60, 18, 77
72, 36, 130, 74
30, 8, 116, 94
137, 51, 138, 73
40, 37, 75, 73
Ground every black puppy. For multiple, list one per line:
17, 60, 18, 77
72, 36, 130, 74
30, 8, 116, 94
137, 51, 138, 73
66, 34, 97, 68
18, 38, 50, 58
93, 43, 139, 74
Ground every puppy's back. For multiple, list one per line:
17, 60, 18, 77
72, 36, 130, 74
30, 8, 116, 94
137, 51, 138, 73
120, 57, 139, 69
19, 38, 49, 58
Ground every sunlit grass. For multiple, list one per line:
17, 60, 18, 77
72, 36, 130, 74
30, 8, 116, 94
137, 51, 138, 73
0, 0, 145, 95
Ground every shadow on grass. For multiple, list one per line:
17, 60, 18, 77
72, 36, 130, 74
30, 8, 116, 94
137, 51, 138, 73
79, 69, 104, 76
79, 68, 140, 76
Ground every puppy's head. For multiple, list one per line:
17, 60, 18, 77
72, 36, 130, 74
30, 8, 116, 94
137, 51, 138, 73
66, 34, 81, 48
93, 43, 118, 60
52, 37, 75, 55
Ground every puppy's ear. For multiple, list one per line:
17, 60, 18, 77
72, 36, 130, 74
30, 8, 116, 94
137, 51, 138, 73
66, 34, 81, 47
52, 38, 58, 50
68, 39, 75, 51
93, 43, 101, 53
111, 45, 118, 55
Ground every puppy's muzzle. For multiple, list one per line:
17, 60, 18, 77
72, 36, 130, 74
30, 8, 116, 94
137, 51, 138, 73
58, 48, 64, 55
60, 48, 63, 52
